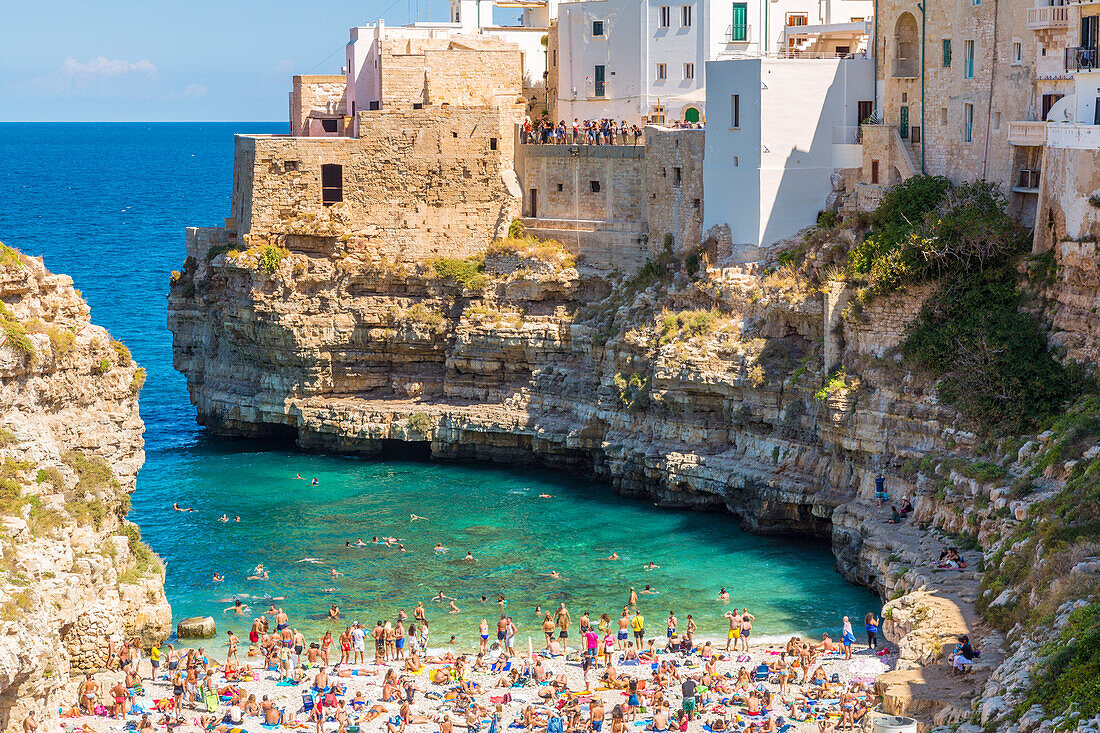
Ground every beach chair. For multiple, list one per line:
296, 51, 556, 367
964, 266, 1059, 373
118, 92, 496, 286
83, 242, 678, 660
752, 664, 770, 682
300, 690, 315, 714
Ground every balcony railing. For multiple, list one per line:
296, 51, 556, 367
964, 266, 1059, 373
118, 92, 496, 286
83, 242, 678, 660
1026, 4, 1070, 29
1007, 120, 1047, 145
1066, 46, 1099, 72
1048, 122, 1100, 148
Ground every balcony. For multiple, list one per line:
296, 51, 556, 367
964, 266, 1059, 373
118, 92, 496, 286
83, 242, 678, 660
1007, 120, 1047, 145
1026, 3, 1070, 29
893, 55, 919, 78
1066, 45, 1100, 72
1048, 122, 1100, 148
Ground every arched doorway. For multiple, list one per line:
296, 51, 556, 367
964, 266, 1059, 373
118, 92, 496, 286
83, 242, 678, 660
684, 107, 700, 123
893, 13, 919, 77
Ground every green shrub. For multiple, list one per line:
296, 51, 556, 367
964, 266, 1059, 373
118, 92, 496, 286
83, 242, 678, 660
508, 220, 526, 239
1020, 603, 1100, 721
0, 242, 23, 270
407, 412, 433, 434
613, 372, 650, 412
1, 318, 35, 364
814, 368, 848, 402
903, 266, 1084, 435
207, 243, 244, 261
816, 210, 839, 228
0, 429, 14, 448
658, 309, 719, 345
131, 367, 147, 394
35, 467, 62, 487
47, 327, 75, 357
94, 358, 110, 374
110, 340, 132, 367
61, 450, 120, 493
432, 257, 487, 292
258, 243, 289, 274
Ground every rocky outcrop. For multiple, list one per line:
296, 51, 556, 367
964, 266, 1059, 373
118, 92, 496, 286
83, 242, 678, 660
0, 245, 170, 729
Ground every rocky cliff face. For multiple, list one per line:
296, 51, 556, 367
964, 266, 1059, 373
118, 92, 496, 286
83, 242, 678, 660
169, 228, 1097, 731
0, 244, 170, 728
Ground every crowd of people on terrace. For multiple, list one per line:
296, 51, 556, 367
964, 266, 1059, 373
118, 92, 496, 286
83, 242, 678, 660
520, 116, 705, 146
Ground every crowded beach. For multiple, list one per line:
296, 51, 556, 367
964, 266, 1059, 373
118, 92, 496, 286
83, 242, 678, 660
50, 591, 896, 733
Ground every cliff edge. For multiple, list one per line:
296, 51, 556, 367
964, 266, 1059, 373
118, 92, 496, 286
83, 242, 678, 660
0, 243, 170, 728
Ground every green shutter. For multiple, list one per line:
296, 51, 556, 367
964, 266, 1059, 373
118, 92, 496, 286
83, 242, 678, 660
731, 3, 748, 41
594, 65, 606, 97
942, 39, 951, 67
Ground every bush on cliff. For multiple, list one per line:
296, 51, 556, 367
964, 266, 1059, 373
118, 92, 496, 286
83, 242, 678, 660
432, 257, 487, 292
0, 242, 24, 271
258, 243, 289, 275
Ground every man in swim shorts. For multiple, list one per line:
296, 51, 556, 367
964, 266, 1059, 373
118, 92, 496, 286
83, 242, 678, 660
351, 622, 366, 665
723, 611, 740, 651
555, 603, 571, 652
617, 610, 630, 650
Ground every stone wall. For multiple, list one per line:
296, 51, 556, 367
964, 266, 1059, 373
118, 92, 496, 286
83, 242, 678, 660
514, 141, 648, 270
229, 105, 524, 261
1033, 144, 1100, 253
866, 0, 1032, 196
842, 284, 935, 358
289, 75, 348, 137
380, 37, 523, 108
644, 127, 704, 257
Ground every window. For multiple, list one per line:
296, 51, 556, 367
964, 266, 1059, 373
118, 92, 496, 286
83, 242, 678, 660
284, 160, 299, 172
673, 167, 682, 185
964, 103, 974, 142
660, 6, 671, 27
942, 38, 952, 67
683, 63, 695, 79
964, 40, 975, 79
656, 63, 667, 80
940, 107, 948, 125
971, 0, 980, 6
993, 111, 1001, 129
871, 160, 879, 184
730, 94, 740, 127
786, 13, 807, 26
732, 155, 739, 166
320, 118, 338, 133
681, 4, 692, 27
557, 183, 563, 192
553, 50, 557, 66
592, 20, 605, 36
490, 137, 498, 151
594, 65, 606, 97
911, 126, 921, 143
1012, 41, 1022, 65
589, 180, 601, 193
1042, 93, 1064, 120
321, 164, 343, 205
731, 3, 748, 41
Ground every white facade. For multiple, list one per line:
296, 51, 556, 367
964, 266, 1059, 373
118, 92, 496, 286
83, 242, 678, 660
346, 1, 555, 120
703, 57, 873, 248
553, 0, 872, 124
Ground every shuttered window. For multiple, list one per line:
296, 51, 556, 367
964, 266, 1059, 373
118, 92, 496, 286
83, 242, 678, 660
321, 164, 343, 205
731, 3, 748, 41
942, 39, 952, 67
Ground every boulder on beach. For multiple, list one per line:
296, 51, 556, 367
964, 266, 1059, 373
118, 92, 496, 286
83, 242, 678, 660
177, 616, 216, 638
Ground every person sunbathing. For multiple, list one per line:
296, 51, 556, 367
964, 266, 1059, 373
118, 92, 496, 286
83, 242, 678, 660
816, 633, 836, 653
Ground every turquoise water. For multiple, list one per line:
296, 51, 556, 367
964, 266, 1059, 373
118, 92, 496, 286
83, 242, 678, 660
0, 123, 878, 645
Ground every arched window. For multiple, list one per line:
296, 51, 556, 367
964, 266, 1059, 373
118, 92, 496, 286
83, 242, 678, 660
893, 14, 919, 78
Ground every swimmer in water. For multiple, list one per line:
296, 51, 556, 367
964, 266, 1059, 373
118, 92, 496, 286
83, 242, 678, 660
397, 544, 406, 552
448, 600, 460, 614
433, 591, 455, 602
330, 569, 343, 579
538, 494, 553, 499
295, 474, 303, 479
225, 599, 248, 615
234, 516, 241, 522
218, 514, 229, 523
212, 573, 224, 582
718, 587, 730, 602
329, 604, 340, 619
355, 538, 367, 547
311, 478, 319, 486
642, 585, 658, 594
644, 562, 660, 570
544, 571, 561, 579
434, 543, 447, 553
608, 552, 620, 560
463, 552, 474, 562
410, 514, 428, 522
497, 595, 507, 607
172, 502, 195, 512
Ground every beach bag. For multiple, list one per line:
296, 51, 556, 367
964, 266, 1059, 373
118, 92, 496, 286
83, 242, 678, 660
204, 689, 218, 712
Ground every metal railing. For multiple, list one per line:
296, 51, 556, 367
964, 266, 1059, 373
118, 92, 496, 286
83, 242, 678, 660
1026, 3, 1070, 28
833, 125, 864, 144
1066, 46, 1099, 72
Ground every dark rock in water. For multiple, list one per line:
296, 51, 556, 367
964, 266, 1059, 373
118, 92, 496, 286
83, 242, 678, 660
177, 616, 216, 638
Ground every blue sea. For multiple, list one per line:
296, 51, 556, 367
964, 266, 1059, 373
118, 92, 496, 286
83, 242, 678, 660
0, 123, 877, 646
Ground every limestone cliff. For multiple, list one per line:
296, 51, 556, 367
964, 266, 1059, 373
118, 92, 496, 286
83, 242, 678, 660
169, 224, 1098, 731
0, 244, 170, 728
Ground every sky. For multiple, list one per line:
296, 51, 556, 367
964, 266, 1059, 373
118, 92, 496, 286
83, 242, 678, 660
0, 0, 517, 122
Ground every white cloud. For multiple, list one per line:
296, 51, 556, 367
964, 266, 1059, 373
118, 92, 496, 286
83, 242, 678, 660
181, 83, 208, 98
270, 58, 296, 73
35, 56, 158, 97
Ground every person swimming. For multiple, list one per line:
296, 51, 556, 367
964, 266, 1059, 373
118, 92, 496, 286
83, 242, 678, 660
718, 588, 729, 601
355, 538, 367, 547
295, 474, 303, 479
172, 502, 195, 512
644, 562, 660, 570
433, 591, 455, 602
311, 478, 319, 485
410, 514, 428, 521
212, 573, 224, 582
225, 599, 248, 615
434, 543, 447, 553
642, 585, 658, 594
463, 552, 474, 562
234, 516, 241, 522
608, 552, 620, 560
218, 514, 229, 523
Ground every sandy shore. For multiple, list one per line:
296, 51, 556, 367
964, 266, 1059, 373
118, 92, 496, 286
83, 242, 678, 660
59, 636, 893, 733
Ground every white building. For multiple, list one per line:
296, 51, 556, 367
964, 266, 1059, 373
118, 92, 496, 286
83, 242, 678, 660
702, 56, 873, 249
346, 0, 555, 119
552, 0, 872, 125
